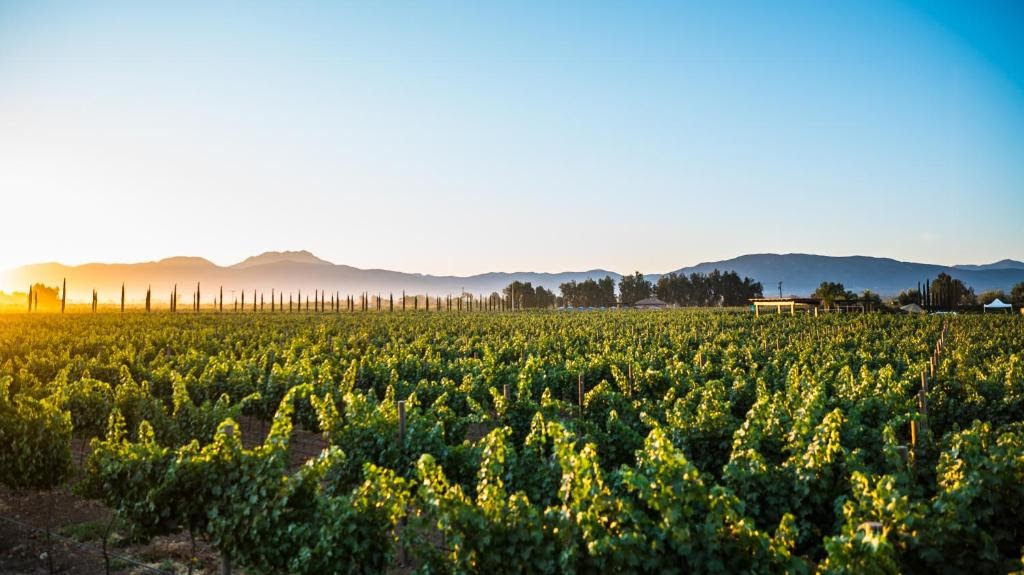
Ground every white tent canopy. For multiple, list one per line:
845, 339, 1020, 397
983, 298, 1012, 312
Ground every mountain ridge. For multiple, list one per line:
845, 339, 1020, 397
3, 251, 1023, 302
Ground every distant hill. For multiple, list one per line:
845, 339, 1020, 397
4, 251, 1023, 303
1, 251, 621, 303
231, 250, 333, 269
671, 254, 1024, 296
952, 259, 1024, 272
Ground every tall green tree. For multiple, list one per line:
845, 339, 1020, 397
1011, 282, 1024, 306
812, 282, 854, 309
618, 271, 653, 305
559, 276, 616, 307
929, 273, 975, 310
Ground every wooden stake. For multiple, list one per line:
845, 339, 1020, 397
578, 373, 584, 414
397, 400, 406, 443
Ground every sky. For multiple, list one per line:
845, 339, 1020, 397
1, 0, 1022, 276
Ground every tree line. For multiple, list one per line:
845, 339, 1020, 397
511, 269, 764, 309
896, 273, 1024, 310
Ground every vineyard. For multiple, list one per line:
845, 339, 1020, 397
1, 310, 1022, 574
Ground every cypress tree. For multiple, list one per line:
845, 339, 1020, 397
27, 285, 32, 313
146, 285, 151, 313
390, 293, 393, 312
61, 279, 66, 314
121, 283, 125, 314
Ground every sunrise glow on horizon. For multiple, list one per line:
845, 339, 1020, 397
1, 1, 1022, 277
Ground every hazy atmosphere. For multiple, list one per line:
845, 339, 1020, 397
4, 4, 1024, 575
2, 1, 1023, 275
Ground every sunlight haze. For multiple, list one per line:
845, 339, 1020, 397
1, 1, 1022, 277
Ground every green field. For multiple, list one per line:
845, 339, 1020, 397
1, 310, 1022, 573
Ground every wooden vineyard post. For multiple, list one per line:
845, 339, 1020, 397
398, 400, 406, 443
397, 399, 408, 565
578, 373, 585, 416
917, 390, 928, 435
503, 384, 510, 404
910, 420, 918, 453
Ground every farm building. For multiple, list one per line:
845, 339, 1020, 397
633, 297, 668, 309
750, 297, 821, 316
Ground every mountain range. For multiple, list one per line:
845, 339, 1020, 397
3, 251, 1024, 302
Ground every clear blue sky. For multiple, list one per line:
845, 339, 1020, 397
1, 1, 1021, 275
